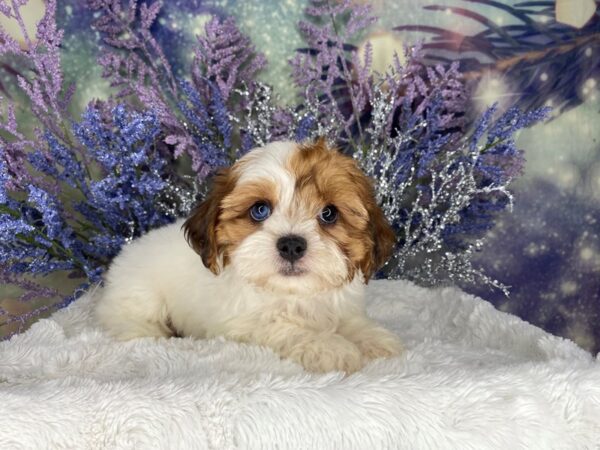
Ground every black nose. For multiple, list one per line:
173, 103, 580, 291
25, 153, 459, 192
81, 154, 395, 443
276, 235, 307, 263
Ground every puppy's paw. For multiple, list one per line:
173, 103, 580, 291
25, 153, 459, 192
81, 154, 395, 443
288, 334, 363, 374
356, 328, 403, 362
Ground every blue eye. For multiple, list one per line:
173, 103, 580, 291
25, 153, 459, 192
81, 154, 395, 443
250, 202, 271, 222
319, 205, 338, 224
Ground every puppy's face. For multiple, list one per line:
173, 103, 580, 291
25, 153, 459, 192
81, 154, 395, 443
184, 139, 396, 295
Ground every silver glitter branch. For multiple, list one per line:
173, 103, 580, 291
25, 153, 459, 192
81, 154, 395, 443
349, 76, 515, 294
234, 83, 279, 149
386, 147, 512, 296
234, 82, 339, 147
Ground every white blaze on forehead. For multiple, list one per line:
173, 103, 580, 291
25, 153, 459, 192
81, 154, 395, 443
234, 141, 298, 209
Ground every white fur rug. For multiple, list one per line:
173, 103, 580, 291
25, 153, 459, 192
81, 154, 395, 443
1, 280, 599, 449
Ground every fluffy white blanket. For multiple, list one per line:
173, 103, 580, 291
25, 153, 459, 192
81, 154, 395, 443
1, 280, 599, 449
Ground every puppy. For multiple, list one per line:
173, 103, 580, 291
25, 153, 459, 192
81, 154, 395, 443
94, 139, 402, 373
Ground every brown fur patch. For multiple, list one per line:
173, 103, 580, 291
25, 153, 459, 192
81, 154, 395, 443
183, 170, 278, 274
219, 180, 278, 221
288, 138, 396, 281
183, 168, 238, 274
216, 179, 278, 266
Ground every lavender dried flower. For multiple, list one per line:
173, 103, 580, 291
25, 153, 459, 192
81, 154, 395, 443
193, 16, 266, 105
90, 3, 268, 181
1, 101, 183, 334
0, 0, 550, 340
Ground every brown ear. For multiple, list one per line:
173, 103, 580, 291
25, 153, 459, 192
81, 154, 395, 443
360, 201, 396, 281
183, 168, 235, 274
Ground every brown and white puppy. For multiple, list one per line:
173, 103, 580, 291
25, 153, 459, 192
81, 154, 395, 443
94, 139, 402, 373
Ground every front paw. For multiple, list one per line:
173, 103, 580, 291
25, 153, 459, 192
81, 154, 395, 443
287, 334, 364, 374
357, 328, 403, 362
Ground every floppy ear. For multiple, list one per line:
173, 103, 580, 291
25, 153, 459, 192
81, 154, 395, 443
183, 168, 235, 274
360, 200, 396, 282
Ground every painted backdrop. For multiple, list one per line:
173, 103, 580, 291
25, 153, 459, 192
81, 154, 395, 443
1, 0, 599, 353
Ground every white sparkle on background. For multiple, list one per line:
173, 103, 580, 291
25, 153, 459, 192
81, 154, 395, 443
472, 71, 520, 113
